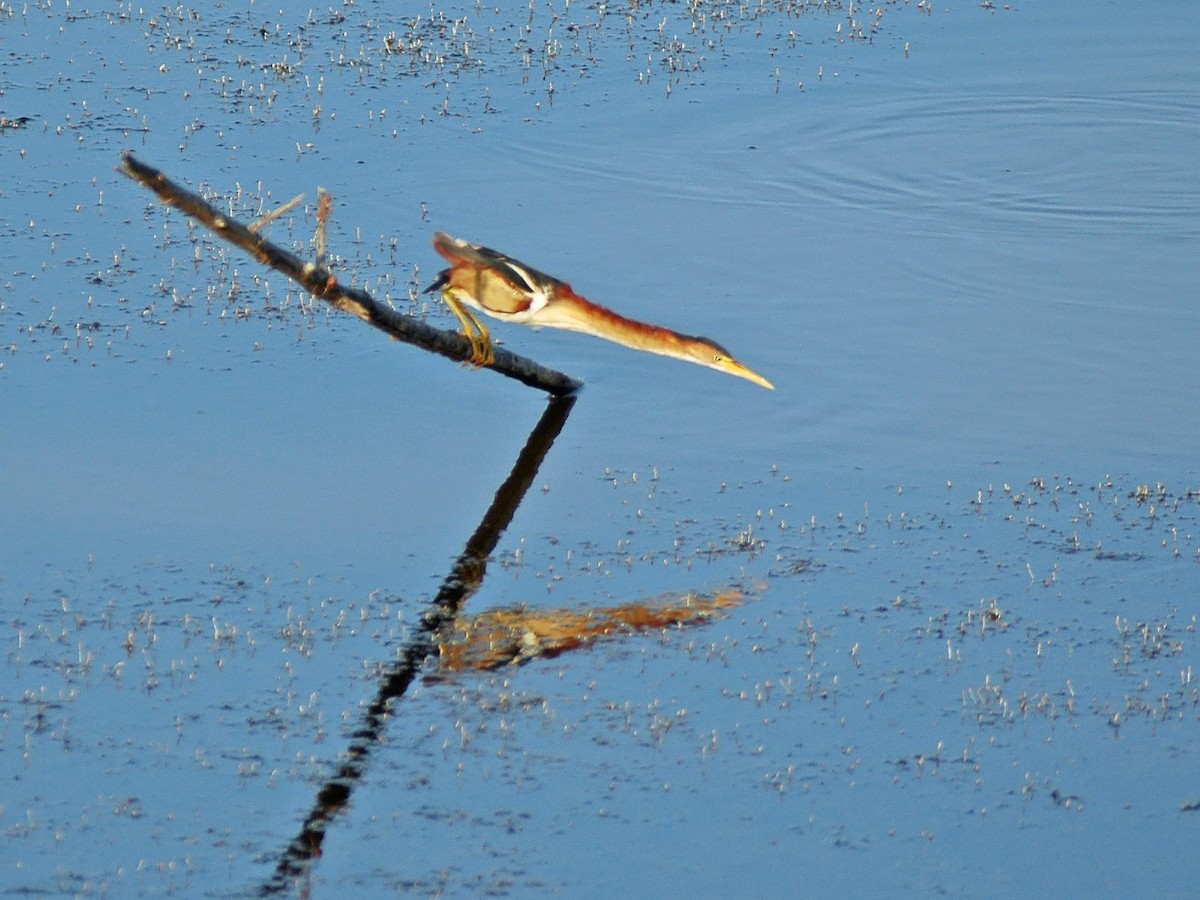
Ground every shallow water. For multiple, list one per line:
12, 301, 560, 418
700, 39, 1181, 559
2, 2, 1199, 897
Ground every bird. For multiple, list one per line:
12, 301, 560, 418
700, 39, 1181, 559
426, 231, 774, 389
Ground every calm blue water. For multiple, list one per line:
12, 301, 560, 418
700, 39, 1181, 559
2, 2, 1198, 896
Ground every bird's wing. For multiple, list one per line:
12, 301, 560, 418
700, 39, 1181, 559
433, 232, 565, 302
453, 265, 539, 316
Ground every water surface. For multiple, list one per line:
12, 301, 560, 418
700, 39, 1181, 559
1, 2, 1198, 896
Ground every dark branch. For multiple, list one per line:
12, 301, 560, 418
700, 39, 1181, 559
118, 152, 583, 396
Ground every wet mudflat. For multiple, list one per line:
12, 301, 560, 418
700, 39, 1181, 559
2, 2, 1199, 897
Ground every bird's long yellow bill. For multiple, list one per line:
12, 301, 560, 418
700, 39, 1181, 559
716, 358, 774, 390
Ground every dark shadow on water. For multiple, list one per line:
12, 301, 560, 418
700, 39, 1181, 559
258, 394, 576, 896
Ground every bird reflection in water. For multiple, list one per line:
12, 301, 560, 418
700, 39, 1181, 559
434, 589, 745, 673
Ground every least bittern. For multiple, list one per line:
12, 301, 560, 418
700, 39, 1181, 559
427, 232, 774, 389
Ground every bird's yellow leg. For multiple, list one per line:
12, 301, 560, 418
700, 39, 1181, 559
442, 291, 495, 367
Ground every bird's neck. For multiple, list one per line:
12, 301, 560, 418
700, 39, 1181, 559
542, 291, 689, 357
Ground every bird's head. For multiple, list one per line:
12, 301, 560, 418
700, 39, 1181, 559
678, 335, 775, 390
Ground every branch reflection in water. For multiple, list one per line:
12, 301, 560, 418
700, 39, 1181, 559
261, 394, 574, 895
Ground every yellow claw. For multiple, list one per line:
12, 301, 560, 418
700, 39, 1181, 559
442, 291, 495, 368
